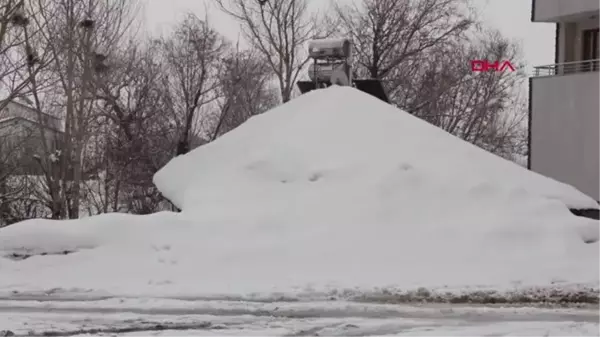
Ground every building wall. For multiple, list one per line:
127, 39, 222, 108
533, 0, 599, 22
0, 118, 62, 175
530, 72, 599, 200
1, 101, 62, 130
556, 17, 599, 64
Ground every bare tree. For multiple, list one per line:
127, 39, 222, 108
0, 0, 49, 109
216, 0, 329, 103
22, 0, 137, 219
0, 126, 49, 226
334, 0, 526, 160
158, 13, 226, 156
334, 0, 472, 80
402, 29, 528, 159
92, 41, 174, 214
210, 43, 278, 140
0, 124, 33, 226
0, 0, 57, 225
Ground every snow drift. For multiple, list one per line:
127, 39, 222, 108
0, 86, 598, 301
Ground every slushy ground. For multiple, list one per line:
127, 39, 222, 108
1, 298, 598, 336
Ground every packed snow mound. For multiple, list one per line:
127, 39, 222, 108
0, 212, 186, 256
0, 86, 598, 300
155, 85, 597, 212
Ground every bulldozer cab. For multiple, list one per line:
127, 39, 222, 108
297, 38, 389, 103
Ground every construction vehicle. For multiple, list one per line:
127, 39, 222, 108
296, 38, 389, 103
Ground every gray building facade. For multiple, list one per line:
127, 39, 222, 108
530, 0, 599, 201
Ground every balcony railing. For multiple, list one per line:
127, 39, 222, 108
533, 59, 600, 77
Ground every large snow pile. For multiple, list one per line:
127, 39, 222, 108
0, 86, 598, 301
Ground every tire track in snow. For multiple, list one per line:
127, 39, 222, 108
0, 310, 449, 337
17, 321, 440, 337
0, 300, 598, 322
2, 314, 598, 337
9, 322, 214, 337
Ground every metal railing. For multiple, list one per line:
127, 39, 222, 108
533, 59, 600, 77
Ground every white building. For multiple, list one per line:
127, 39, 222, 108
530, 0, 599, 201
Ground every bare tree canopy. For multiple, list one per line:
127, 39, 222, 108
403, 28, 528, 160
153, 14, 226, 156
335, 0, 472, 79
215, 0, 331, 103
1, 0, 140, 220
0, 0, 530, 225
211, 43, 278, 139
0, 0, 57, 225
333, 0, 526, 160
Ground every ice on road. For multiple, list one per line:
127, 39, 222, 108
0, 299, 598, 336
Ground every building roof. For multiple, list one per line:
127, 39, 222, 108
0, 116, 63, 134
0, 99, 60, 121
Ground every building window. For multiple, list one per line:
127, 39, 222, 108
582, 28, 599, 72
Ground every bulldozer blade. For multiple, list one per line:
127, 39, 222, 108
297, 79, 389, 103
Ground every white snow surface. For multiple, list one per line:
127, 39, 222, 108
0, 86, 598, 299
1, 299, 598, 336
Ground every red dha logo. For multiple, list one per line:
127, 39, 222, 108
471, 60, 516, 72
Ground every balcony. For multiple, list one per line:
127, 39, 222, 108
532, 0, 599, 22
532, 59, 600, 77
530, 59, 599, 200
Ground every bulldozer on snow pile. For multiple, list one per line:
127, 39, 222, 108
296, 38, 389, 103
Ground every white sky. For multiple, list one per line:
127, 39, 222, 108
140, 0, 556, 72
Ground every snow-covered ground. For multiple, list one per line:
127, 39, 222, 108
0, 87, 598, 336
1, 298, 598, 336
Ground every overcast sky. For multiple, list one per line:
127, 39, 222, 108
140, 0, 556, 73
